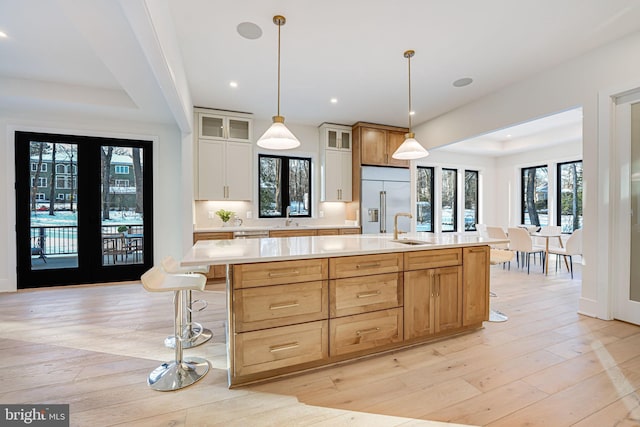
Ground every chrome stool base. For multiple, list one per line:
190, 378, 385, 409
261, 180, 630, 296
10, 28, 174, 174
164, 326, 213, 349
147, 357, 210, 391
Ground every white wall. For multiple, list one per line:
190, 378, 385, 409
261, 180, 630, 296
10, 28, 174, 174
414, 29, 640, 319
0, 110, 183, 292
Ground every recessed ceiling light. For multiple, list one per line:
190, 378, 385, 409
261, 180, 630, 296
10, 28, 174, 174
237, 22, 262, 40
330, 98, 338, 104
453, 77, 473, 87
229, 81, 238, 88
506, 134, 512, 138
0, 31, 7, 38
409, 111, 415, 116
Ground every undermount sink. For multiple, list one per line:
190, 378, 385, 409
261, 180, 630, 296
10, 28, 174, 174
273, 224, 310, 229
391, 239, 434, 246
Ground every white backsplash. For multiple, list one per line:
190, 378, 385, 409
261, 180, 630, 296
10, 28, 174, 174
194, 200, 350, 229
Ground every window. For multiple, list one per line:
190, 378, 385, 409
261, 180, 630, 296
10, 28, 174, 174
465, 170, 479, 231
259, 154, 311, 218
557, 161, 583, 232
56, 193, 65, 200
30, 163, 47, 172
56, 176, 76, 189
114, 165, 129, 174
521, 165, 548, 226
35, 193, 46, 201
416, 166, 434, 232
441, 168, 457, 232
114, 179, 130, 187
31, 177, 47, 187
56, 164, 67, 174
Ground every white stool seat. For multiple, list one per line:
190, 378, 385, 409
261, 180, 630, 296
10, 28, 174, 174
141, 267, 206, 292
140, 266, 209, 391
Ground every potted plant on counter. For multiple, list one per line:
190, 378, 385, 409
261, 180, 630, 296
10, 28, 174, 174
215, 209, 234, 226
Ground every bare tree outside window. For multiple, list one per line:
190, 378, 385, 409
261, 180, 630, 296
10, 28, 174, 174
521, 165, 548, 227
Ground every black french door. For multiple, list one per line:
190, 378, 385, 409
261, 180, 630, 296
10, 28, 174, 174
15, 131, 153, 288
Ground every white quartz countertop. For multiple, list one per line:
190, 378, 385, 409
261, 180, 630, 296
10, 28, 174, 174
181, 233, 508, 266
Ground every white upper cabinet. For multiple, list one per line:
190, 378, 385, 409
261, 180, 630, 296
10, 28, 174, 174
198, 111, 252, 142
320, 123, 352, 202
195, 108, 253, 201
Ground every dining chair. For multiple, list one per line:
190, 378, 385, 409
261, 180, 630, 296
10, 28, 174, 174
507, 227, 545, 274
485, 226, 509, 249
548, 228, 582, 278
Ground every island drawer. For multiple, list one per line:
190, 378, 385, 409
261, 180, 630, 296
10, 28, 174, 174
234, 281, 328, 332
330, 273, 402, 318
233, 259, 328, 288
329, 253, 403, 279
329, 308, 403, 356
234, 320, 329, 377
404, 248, 462, 271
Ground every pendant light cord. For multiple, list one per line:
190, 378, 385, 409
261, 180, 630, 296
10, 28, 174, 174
407, 53, 412, 132
277, 19, 281, 117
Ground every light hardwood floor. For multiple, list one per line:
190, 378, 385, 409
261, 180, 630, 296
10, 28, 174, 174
1, 259, 639, 426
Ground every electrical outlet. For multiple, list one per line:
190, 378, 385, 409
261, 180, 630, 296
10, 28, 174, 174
246, 211, 252, 219
208, 211, 215, 219
319, 211, 324, 218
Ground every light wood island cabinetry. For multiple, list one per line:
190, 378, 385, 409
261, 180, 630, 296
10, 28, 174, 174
226, 245, 489, 386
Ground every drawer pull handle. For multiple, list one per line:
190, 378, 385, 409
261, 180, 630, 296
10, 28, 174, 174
269, 301, 299, 310
357, 290, 381, 298
469, 247, 485, 253
269, 342, 299, 352
268, 270, 300, 277
356, 327, 380, 336
356, 262, 381, 269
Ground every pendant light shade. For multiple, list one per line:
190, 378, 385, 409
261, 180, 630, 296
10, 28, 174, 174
392, 50, 429, 160
257, 15, 300, 150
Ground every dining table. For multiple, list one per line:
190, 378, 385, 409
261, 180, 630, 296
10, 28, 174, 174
530, 231, 569, 274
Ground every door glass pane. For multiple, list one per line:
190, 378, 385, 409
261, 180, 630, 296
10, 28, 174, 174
229, 119, 249, 140
340, 132, 351, 149
327, 130, 338, 148
416, 166, 434, 232
441, 168, 457, 232
29, 141, 78, 270
201, 116, 224, 138
631, 102, 640, 302
101, 146, 144, 266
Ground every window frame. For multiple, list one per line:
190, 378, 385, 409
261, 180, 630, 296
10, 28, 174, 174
464, 170, 479, 232
258, 154, 312, 219
556, 160, 583, 233
441, 168, 458, 232
521, 164, 549, 227
114, 165, 129, 175
416, 166, 435, 232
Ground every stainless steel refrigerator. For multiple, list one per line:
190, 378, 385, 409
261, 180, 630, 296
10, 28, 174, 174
361, 166, 411, 235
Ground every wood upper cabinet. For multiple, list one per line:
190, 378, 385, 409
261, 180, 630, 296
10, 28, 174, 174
462, 246, 490, 325
353, 122, 409, 168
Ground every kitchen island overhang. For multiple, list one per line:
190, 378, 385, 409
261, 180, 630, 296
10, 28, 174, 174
181, 233, 507, 387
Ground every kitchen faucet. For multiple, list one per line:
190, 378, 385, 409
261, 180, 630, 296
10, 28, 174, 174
394, 212, 412, 240
285, 206, 293, 226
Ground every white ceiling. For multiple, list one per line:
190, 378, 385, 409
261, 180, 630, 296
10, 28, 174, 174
1, 0, 640, 147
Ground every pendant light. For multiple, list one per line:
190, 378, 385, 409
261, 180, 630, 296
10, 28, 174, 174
392, 50, 429, 160
257, 15, 300, 150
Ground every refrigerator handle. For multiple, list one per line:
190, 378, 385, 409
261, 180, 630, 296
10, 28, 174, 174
380, 191, 386, 233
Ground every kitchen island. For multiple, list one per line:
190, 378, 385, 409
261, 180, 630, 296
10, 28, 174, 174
182, 233, 504, 387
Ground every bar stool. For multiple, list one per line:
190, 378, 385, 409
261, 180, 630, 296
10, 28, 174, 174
140, 266, 210, 391
161, 256, 213, 348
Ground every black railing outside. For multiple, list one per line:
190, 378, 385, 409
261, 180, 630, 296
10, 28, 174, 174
30, 224, 143, 256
